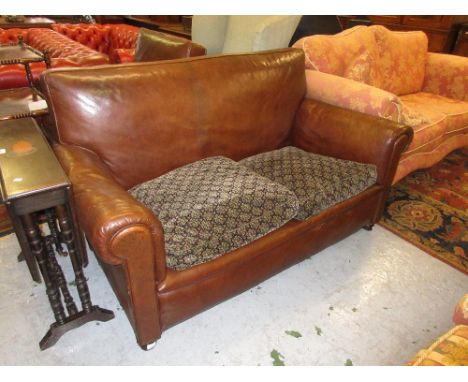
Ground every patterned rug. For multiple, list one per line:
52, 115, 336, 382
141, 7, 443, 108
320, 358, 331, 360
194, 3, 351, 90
380, 149, 467, 275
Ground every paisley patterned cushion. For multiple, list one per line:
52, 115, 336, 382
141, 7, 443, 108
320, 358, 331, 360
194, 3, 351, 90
240, 146, 378, 220
129, 156, 299, 271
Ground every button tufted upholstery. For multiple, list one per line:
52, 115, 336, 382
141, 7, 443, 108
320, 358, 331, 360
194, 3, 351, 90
52, 23, 140, 63
0, 27, 109, 89
0, 28, 29, 44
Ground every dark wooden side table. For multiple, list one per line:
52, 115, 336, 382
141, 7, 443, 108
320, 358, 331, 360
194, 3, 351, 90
0, 117, 114, 350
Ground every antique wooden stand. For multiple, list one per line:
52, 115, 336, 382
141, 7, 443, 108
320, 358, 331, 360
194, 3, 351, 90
0, 118, 114, 350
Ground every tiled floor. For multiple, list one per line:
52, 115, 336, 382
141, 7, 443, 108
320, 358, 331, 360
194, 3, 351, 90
0, 225, 466, 365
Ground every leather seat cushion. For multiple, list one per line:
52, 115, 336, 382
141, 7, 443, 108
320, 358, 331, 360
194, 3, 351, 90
129, 156, 299, 271
240, 146, 378, 220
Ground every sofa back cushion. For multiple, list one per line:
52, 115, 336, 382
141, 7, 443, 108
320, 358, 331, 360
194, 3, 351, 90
134, 28, 206, 62
52, 23, 139, 60
27, 28, 109, 66
40, 48, 306, 190
370, 25, 428, 95
0, 28, 29, 44
292, 26, 383, 87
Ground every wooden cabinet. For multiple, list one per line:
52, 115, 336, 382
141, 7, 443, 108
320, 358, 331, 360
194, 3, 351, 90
338, 15, 468, 55
453, 23, 468, 56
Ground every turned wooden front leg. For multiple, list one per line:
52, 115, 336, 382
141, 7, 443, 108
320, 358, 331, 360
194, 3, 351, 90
55, 204, 93, 313
21, 213, 66, 324
44, 236, 78, 316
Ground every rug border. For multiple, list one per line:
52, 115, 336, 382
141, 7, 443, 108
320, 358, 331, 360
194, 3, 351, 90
378, 220, 468, 276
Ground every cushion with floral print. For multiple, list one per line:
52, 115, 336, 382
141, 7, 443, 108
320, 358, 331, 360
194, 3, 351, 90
129, 156, 299, 271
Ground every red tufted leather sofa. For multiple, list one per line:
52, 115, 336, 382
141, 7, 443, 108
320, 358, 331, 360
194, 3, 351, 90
0, 24, 141, 89
0, 27, 109, 89
52, 23, 140, 63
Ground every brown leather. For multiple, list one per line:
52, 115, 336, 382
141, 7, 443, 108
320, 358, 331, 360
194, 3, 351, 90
292, 99, 413, 187
41, 49, 306, 190
292, 99, 413, 222
42, 49, 411, 347
134, 27, 206, 62
52, 144, 167, 282
158, 187, 382, 329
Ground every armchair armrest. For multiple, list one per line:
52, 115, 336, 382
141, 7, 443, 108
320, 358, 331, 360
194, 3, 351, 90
422, 52, 468, 101
304, 70, 404, 123
54, 143, 165, 346
53, 143, 166, 282
292, 99, 413, 187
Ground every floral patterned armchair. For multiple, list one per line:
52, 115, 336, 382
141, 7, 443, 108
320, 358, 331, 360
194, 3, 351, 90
293, 25, 468, 184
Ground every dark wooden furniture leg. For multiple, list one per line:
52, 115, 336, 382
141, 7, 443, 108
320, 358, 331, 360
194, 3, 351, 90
21, 213, 66, 324
31, 203, 115, 350
1, 118, 114, 350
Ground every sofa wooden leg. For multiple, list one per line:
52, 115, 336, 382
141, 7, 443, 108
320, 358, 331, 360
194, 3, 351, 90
140, 341, 157, 351
363, 224, 374, 231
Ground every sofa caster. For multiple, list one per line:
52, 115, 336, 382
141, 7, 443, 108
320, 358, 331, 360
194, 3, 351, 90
140, 341, 157, 351
363, 224, 374, 231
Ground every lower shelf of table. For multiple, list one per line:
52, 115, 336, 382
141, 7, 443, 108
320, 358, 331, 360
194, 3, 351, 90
0, 87, 48, 121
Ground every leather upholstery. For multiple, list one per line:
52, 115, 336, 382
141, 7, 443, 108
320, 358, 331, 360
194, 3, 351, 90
134, 28, 206, 62
0, 27, 109, 89
52, 23, 140, 62
41, 49, 412, 348
41, 49, 305, 190
27, 28, 108, 65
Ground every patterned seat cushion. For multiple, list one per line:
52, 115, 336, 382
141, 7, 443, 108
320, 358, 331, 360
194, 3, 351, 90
239, 146, 378, 220
129, 156, 299, 271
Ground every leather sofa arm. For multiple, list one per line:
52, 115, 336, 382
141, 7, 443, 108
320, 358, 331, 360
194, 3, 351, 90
292, 99, 413, 187
422, 52, 468, 101
304, 70, 404, 123
53, 143, 167, 283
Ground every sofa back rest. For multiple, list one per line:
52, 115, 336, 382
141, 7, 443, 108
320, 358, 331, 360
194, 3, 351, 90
40, 49, 306, 189
292, 26, 383, 87
369, 25, 428, 95
134, 28, 206, 62
52, 24, 139, 56
27, 28, 109, 66
0, 28, 29, 44
107, 24, 140, 53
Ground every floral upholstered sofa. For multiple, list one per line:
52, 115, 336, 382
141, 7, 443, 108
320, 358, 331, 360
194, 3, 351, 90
293, 25, 468, 184
408, 294, 468, 366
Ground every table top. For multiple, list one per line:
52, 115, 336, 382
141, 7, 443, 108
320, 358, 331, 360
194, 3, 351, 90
0, 87, 48, 121
0, 118, 68, 201
0, 43, 44, 65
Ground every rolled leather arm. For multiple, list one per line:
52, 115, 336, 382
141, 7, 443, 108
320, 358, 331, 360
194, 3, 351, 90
53, 143, 167, 282
292, 99, 413, 187
422, 52, 468, 101
304, 70, 404, 123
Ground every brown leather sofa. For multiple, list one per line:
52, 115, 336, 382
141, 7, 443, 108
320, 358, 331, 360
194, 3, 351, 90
40, 48, 413, 349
